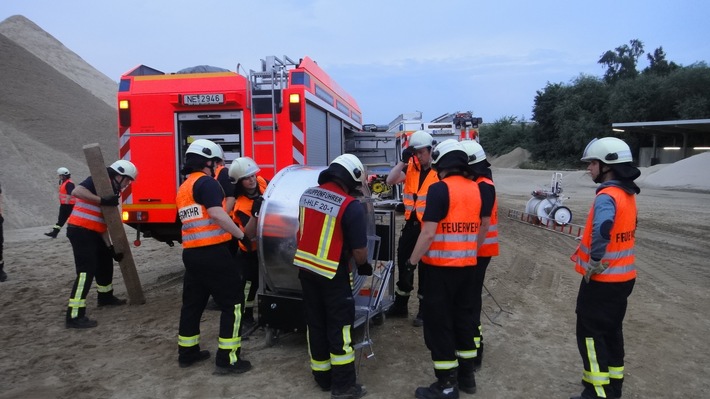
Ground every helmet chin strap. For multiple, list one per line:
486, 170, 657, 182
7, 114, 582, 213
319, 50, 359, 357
594, 165, 611, 184
207, 160, 216, 177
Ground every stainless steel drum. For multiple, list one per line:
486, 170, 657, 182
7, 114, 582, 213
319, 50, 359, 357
256, 165, 376, 297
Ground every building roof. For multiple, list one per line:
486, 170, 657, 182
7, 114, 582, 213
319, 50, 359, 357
612, 119, 710, 136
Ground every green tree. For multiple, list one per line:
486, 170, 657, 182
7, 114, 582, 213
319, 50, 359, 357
479, 115, 530, 156
598, 39, 645, 84
644, 46, 680, 76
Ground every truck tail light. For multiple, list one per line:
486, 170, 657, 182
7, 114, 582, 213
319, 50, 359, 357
119, 100, 131, 126
289, 93, 301, 122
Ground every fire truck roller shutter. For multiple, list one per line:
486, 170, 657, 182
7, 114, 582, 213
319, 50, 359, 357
305, 103, 328, 166
257, 165, 375, 296
327, 114, 342, 163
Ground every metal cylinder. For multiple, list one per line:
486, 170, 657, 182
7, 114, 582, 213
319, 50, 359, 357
256, 165, 375, 296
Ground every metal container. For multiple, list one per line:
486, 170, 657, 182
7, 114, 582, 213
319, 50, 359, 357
256, 164, 375, 297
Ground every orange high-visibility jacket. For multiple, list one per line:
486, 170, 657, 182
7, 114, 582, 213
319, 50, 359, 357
59, 180, 76, 205
476, 176, 499, 257
177, 172, 232, 249
573, 186, 637, 282
232, 176, 268, 252
422, 175, 481, 267
293, 182, 355, 279
67, 198, 106, 233
402, 162, 438, 221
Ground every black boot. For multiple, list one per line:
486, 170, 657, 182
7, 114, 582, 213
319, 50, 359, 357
0, 260, 6, 282
44, 226, 61, 238
213, 359, 252, 375
412, 300, 423, 327
458, 359, 476, 394
313, 370, 332, 392
385, 294, 409, 318
97, 290, 127, 307
178, 348, 210, 368
331, 383, 366, 399
415, 369, 459, 399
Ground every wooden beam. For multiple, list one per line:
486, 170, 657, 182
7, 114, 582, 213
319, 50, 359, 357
83, 143, 145, 304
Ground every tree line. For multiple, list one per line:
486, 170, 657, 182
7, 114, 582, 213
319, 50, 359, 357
479, 39, 710, 168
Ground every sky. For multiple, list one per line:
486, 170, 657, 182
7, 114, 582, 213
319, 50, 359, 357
2, 0, 709, 125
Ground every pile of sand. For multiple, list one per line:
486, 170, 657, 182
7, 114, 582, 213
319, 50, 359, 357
489, 147, 531, 168
639, 151, 710, 191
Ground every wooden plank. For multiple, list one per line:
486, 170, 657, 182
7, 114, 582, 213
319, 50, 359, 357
83, 143, 145, 304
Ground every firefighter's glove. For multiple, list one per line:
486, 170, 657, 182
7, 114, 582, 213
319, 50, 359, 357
108, 245, 123, 262
100, 194, 120, 207
584, 259, 609, 283
251, 196, 264, 218
398, 259, 417, 292
357, 262, 373, 276
404, 259, 417, 273
401, 147, 415, 164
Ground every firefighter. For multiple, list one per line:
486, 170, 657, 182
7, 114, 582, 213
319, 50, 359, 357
0, 181, 6, 282
460, 140, 498, 372
176, 139, 252, 375
64, 160, 137, 329
228, 156, 269, 327
45, 167, 76, 238
570, 137, 640, 399
214, 155, 236, 214
385, 130, 439, 327
294, 154, 371, 399
407, 139, 481, 398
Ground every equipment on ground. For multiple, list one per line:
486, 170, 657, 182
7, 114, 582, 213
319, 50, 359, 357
116, 55, 363, 245
255, 165, 395, 349
524, 172, 572, 226
507, 172, 585, 239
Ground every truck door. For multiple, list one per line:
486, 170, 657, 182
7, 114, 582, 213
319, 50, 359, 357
176, 111, 244, 179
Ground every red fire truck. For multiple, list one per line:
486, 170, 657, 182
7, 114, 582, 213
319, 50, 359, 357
117, 55, 362, 244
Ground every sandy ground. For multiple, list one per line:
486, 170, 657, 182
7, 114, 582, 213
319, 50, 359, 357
1, 166, 709, 399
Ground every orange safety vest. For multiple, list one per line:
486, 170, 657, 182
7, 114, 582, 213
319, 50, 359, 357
422, 175, 481, 267
59, 179, 76, 205
402, 163, 438, 221
67, 197, 107, 233
293, 181, 355, 279
476, 176, 499, 257
176, 172, 232, 249
232, 176, 268, 252
572, 186, 637, 282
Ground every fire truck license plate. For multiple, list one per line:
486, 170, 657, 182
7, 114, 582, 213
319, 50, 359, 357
182, 93, 224, 106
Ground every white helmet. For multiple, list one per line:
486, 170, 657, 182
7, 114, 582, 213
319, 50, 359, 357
186, 139, 224, 161
581, 137, 633, 164
109, 160, 138, 180
460, 140, 487, 165
57, 167, 70, 176
431, 139, 468, 170
408, 130, 435, 150
229, 157, 260, 182
331, 154, 365, 183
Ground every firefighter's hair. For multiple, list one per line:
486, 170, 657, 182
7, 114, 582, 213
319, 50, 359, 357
181, 153, 210, 175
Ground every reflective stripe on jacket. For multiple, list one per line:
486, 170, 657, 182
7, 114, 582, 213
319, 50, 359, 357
67, 198, 106, 233
476, 176, 499, 257
59, 180, 76, 205
422, 175, 480, 267
402, 162, 438, 221
293, 181, 355, 279
573, 186, 637, 282
176, 172, 232, 248
232, 176, 268, 252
